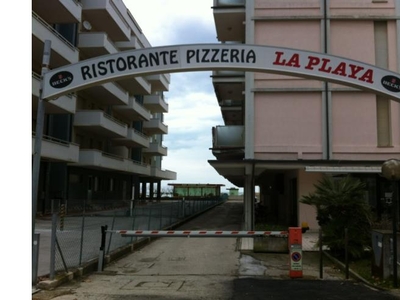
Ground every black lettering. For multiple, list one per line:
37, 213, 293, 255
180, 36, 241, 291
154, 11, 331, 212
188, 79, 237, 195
201, 49, 210, 62
159, 51, 169, 64
98, 61, 107, 76
247, 50, 256, 63
105, 59, 116, 73
231, 49, 239, 63
116, 57, 127, 71
170, 50, 178, 64
187, 50, 196, 63
91, 63, 97, 78
81, 66, 92, 80
127, 55, 137, 69
221, 49, 229, 62
211, 49, 219, 62
149, 52, 159, 66
138, 54, 149, 68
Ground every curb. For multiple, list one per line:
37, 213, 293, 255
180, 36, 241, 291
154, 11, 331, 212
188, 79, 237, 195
322, 251, 387, 291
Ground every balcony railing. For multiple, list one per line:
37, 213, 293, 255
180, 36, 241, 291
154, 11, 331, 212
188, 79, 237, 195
75, 149, 150, 175
32, 133, 80, 162
143, 142, 168, 156
212, 125, 244, 148
143, 118, 168, 135
74, 110, 128, 138
214, 0, 245, 7
150, 167, 177, 180
32, 11, 77, 51
114, 97, 151, 121
143, 94, 169, 113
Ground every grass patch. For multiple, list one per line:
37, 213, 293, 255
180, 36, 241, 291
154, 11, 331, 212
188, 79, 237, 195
330, 251, 397, 290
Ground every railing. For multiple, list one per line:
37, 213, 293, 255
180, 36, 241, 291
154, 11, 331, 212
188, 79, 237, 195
101, 151, 124, 161
132, 128, 149, 140
32, 11, 78, 52
32, 132, 79, 147
214, 0, 245, 7
102, 111, 127, 128
40, 198, 225, 279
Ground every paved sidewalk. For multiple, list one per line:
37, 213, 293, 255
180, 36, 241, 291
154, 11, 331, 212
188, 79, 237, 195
241, 231, 320, 252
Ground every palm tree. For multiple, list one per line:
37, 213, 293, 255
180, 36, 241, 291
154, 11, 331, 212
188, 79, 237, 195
300, 175, 372, 259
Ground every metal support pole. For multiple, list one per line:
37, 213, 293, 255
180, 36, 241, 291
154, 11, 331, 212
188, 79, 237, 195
319, 228, 323, 279
32, 233, 40, 285
50, 213, 57, 280
32, 40, 51, 238
98, 225, 108, 272
33, 40, 52, 284
345, 228, 349, 280
393, 181, 398, 288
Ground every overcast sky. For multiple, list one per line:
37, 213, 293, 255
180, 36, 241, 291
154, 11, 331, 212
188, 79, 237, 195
124, 0, 240, 193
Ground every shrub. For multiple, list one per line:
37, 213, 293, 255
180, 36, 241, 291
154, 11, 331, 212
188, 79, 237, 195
300, 175, 372, 259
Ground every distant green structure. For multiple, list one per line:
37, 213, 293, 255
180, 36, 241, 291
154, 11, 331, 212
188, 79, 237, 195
168, 183, 225, 199
227, 187, 239, 196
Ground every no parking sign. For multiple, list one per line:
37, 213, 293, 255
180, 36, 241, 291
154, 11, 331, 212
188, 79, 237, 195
289, 227, 303, 278
290, 246, 303, 271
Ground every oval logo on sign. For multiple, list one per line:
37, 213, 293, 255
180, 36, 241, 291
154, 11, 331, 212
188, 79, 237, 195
381, 75, 400, 93
49, 71, 73, 89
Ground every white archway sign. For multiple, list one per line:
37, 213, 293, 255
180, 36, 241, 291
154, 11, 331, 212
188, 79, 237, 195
42, 43, 400, 102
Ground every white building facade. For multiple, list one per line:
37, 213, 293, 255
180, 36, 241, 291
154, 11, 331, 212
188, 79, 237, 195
32, 0, 176, 215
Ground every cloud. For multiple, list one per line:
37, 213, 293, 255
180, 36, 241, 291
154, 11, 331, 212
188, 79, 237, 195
124, 0, 239, 191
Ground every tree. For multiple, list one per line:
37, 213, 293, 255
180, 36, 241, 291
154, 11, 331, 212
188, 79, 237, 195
300, 175, 372, 259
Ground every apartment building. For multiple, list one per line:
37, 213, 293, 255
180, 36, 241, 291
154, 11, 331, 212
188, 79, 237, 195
210, 0, 400, 230
32, 0, 176, 215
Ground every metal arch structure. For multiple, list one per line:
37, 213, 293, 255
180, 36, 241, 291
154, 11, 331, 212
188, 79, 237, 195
42, 43, 400, 102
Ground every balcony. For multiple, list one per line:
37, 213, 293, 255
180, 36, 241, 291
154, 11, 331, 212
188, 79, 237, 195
32, 0, 82, 24
113, 128, 150, 148
114, 96, 151, 121
115, 36, 140, 51
74, 110, 127, 138
80, 0, 131, 41
212, 71, 244, 125
78, 32, 118, 58
143, 142, 168, 156
213, 0, 245, 42
143, 94, 169, 113
150, 167, 177, 180
211, 125, 244, 160
80, 81, 129, 106
117, 76, 152, 95
32, 134, 79, 163
32, 72, 76, 114
143, 118, 168, 135
146, 74, 171, 92
212, 70, 245, 101
32, 12, 79, 69
73, 149, 150, 175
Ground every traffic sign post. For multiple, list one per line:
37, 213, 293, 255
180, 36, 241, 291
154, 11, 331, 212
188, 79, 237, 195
289, 227, 303, 278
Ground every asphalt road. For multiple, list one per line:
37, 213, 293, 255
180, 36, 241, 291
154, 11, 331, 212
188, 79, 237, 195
32, 200, 400, 300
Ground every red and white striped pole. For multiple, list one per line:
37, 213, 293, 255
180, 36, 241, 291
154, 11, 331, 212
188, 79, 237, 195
111, 230, 288, 238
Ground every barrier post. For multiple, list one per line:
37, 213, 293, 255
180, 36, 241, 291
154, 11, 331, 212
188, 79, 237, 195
289, 227, 303, 278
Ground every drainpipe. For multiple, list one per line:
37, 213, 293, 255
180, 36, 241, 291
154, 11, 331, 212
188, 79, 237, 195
322, 0, 331, 160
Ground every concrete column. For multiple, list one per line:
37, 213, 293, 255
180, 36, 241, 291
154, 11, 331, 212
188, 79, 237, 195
141, 182, 146, 199
243, 164, 255, 230
149, 182, 154, 199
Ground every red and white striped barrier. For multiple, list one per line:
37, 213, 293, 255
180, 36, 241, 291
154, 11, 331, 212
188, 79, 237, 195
111, 230, 288, 238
